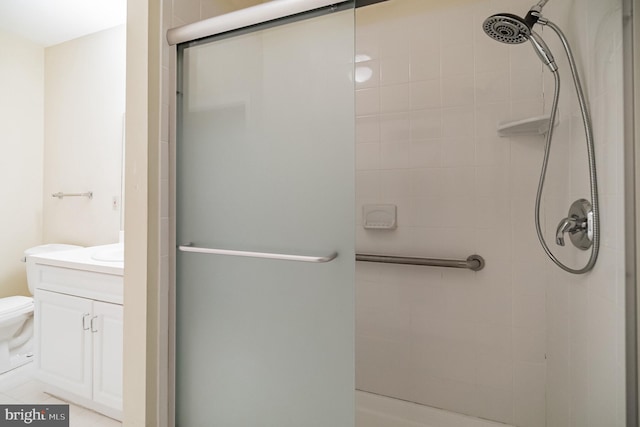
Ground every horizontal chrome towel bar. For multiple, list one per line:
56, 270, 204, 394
178, 244, 338, 263
356, 253, 485, 271
52, 191, 93, 199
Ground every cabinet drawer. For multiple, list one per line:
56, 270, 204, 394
33, 264, 123, 304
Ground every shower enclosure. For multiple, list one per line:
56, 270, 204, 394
166, 0, 632, 426
353, 0, 627, 425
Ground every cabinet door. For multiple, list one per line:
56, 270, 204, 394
34, 289, 92, 398
92, 301, 123, 411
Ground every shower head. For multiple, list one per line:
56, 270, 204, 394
482, 12, 558, 72
482, 13, 531, 44
482, 0, 551, 41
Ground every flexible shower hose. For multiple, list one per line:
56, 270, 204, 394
534, 20, 600, 274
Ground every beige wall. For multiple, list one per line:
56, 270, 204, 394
44, 25, 126, 247
123, 0, 161, 424
0, 31, 44, 298
0, 25, 125, 300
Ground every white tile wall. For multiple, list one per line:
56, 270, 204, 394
356, 0, 543, 424
542, 0, 626, 426
354, 0, 625, 426
160, 0, 626, 426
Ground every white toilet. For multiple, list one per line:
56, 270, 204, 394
0, 244, 82, 374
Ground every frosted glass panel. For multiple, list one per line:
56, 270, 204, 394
176, 7, 354, 427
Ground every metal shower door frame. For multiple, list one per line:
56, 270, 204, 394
166, 1, 361, 425
624, 0, 638, 425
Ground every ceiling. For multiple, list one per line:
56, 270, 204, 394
0, 0, 126, 47
0, 0, 276, 48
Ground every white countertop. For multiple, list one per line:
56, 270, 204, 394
29, 243, 124, 276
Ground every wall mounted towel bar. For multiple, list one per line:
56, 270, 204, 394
52, 192, 93, 199
356, 253, 485, 271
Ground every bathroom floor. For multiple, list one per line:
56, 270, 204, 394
0, 363, 121, 427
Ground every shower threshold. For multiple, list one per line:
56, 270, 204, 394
356, 391, 514, 427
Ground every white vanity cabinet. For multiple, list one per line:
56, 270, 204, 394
29, 245, 124, 421
34, 290, 123, 417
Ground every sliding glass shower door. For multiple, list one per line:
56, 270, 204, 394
175, 4, 355, 426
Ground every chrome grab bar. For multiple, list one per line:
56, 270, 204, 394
178, 244, 482, 269
178, 243, 338, 263
356, 253, 485, 271
52, 191, 93, 199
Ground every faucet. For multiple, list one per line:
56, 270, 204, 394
553, 199, 594, 251
555, 216, 587, 246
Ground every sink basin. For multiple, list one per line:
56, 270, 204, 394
91, 247, 124, 262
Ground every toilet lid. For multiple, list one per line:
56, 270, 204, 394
0, 296, 33, 316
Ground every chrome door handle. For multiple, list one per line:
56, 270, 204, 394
178, 243, 338, 263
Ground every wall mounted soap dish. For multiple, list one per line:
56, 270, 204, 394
497, 115, 556, 137
363, 204, 397, 230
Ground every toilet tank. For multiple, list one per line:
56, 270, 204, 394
23, 244, 83, 294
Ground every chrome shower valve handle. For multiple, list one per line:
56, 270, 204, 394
555, 199, 593, 250
555, 218, 587, 246
556, 218, 578, 246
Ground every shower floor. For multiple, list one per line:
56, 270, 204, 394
356, 391, 514, 427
